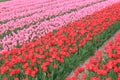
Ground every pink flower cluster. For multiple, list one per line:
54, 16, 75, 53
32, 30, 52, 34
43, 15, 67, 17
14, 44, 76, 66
0, 0, 72, 22
0, 0, 120, 53
0, 0, 100, 35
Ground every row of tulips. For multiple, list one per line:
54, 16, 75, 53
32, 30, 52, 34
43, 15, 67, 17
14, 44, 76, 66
0, 0, 119, 53
66, 32, 120, 80
0, 0, 73, 22
0, 3, 120, 80
0, 0, 103, 36
0, 0, 53, 14
0, 0, 67, 13
0, 0, 84, 22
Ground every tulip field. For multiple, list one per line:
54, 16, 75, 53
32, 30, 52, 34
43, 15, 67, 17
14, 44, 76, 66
0, 0, 120, 80
66, 32, 120, 80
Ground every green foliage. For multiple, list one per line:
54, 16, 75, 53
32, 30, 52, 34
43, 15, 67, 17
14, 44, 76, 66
0, 0, 9, 2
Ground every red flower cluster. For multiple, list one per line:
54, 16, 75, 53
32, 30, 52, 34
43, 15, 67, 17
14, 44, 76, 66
0, 3, 120, 80
66, 33, 120, 80
10, 69, 21, 77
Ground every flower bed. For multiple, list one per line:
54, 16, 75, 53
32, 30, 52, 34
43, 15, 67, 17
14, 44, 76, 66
0, 0, 103, 35
0, 2, 120, 80
66, 32, 120, 80
0, 1, 120, 53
